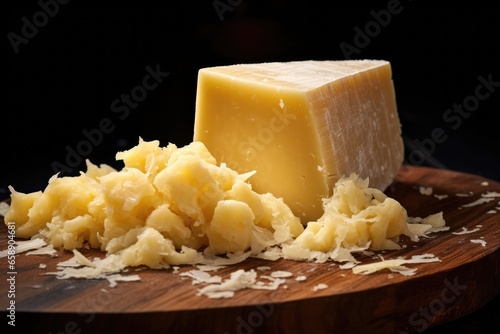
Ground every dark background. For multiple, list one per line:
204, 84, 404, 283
3, 1, 500, 332
3, 2, 500, 198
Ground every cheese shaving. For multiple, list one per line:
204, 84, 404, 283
56, 256, 83, 268
257, 266, 271, 271
452, 227, 480, 235
197, 269, 257, 298
47, 250, 127, 279
195, 264, 225, 272
0, 202, 9, 217
433, 194, 448, 200
351, 254, 441, 276
0, 238, 47, 258
47, 251, 141, 287
312, 283, 328, 291
461, 198, 494, 207
270, 270, 293, 278
106, 274, 141, 288
470, 239, 487, 247
179, 270, 222, 284
250, 276, 286, 290
26, 244, 58, 257
482, 191, 500, 198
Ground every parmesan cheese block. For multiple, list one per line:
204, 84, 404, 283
193, 60, 404, 222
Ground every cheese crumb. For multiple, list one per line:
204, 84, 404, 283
419, 186, 433, 196
0, 202, 9, 217
313, 283, 328, 291
256, 266, 271, 271
470, 239, 487, 247
270, 270, 293, 278
433, 194, 448, 200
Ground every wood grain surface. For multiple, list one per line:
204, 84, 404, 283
1, 165, 499, 333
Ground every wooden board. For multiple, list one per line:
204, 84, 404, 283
1, 165, 499, 333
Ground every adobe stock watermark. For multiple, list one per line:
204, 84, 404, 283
399, 276, 467, 333
225, 303, 275, 334
406, 73, 499, 167
226, 102, 295, 171
7, 0, 71, 54
51, 64, 169, 175
339, 0, 408, 59
47, 285, 122, 334
213, 0, 244, 22
5, 222, 17, 327
389, 73, 499, 192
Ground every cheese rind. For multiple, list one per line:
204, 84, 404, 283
193, 60, 403, 222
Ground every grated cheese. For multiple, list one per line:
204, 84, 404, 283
1, 138, 455, 291
351, 254, 441, 276
270, 270, 293, 278
312, 283, 328, 291
482, 191, 500, 198
433, 194, 448, 200
179, 270, 222, 285
419, 186, 433, 196
26, 244, 58, 257
0, 202, 9, 217
461, 198, 495, 208
452, 227, 480, 235
0, 238, 47, 258
470, 239, 487, 247
197, 269, 257, 298
250, 276, 287, 290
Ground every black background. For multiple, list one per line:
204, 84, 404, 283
3, 1, 500, 332
3, 2, 500, 198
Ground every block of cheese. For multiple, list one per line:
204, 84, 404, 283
193, 60, 404, 222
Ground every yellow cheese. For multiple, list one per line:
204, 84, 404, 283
193, 60, 404, 222
3, 138, 304, 267
2, 138, 448, 278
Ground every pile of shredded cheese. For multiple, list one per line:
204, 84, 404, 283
1, 138, 449, 292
